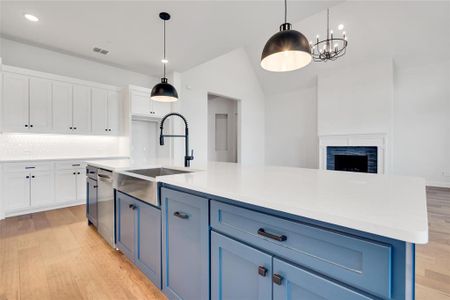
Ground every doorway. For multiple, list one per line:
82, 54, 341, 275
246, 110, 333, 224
208, 94, 238, 163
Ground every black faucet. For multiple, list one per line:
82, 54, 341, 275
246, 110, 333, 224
159, 113, 194, 167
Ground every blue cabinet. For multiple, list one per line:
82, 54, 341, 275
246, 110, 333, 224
272, 258, 373, 300
161, 187, 209, 300
211, 232, 272, 300
86, 177, 98, 227
116, 191, 161, 288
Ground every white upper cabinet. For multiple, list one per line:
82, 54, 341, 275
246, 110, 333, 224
2, 73, 29, 132
29, 77, 53, 132
52, 81, 73, 134
130, 87, 171, 118
108, 90, 120, 135
72, 85, 91, 134
91, 88, 109, 134
1, 66, 121, 136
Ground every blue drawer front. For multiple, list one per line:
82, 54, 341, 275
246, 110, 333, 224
211, 201, 392, 299
211, 231, 272, 300
273, 258, 374, 300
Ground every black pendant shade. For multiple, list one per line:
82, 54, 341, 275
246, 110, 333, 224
260, 1, 312, 72
151, 77, 178, 102
151, 12, 178, 102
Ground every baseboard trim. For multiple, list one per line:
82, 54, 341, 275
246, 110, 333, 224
5, 200, 85, 218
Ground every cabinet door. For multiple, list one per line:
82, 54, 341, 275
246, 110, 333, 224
272, 258, 373, 300
73, 85, 91, 134
76, 170, 86, 202
135, 201, 162, 288
152, 100, 171, 118
54, 169, 77, 203
130, 90, 151, 116
52, 81, 73, 134
107, 90, 120, 135
87, 177, 98, 227
2, 73, 29, 132
2, 172, 30, 211
211, 232, 272, 300
30, 171, 54, 206
116, 192, 136, 260
161, 188, 209, 300
91, 88, 108, 134
29, 77, 53, 132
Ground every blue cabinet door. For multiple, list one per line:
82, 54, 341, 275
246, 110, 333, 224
161, 187, 209, 300
86, 177, 98, 227
211, 231, 272, 300
135, 201, 162, 288
273, 258, 374, 300
116, 192, 136, 260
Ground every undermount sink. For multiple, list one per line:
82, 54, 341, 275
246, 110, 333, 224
127, 167, 192, 178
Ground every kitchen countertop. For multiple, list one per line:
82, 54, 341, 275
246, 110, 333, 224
87, 159, 428, 244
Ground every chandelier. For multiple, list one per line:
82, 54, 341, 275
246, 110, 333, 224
311, 8, 348, 62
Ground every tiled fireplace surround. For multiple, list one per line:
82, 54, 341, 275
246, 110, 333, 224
319, 134, 387, 174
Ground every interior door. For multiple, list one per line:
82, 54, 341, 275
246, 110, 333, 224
2, 172, 30, 211
107, 90, 120, 134
73, 85, 91, 134
30, 170, 54, 206
52, 81, 73, 134
29, 77, 53, 132
2, 72, 29, 132
211, 231, 272, 300
91, 88, 108, 134
54, 169, 77, 203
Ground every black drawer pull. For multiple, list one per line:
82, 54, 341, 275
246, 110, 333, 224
272, 274, 283, 285
258, 266, 267, 277
72, 164, 81, 167
257, 228, 287, 242
174, 211, 189, 219
129, 204, 137, 210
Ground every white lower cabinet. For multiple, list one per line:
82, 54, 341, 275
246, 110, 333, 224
2, 160, 87, 216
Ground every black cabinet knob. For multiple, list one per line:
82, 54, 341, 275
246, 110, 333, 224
74, 127, 77, 130
105, 129, 108, 131
30, 125, 34, 128
272, 274, 283, 285
258, 266, 267, 277
25, 124, 28, 127
70, 127, 73, 130
174, 211, 189, 219
26, 175, 30, 178
31, 175, 35, 178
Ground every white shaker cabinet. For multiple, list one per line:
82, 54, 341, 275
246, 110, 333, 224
151, 99, 171, 118
52, 81, 73, 134
2, 171, 31, 211
91, 88, 109, 134
30, 170, 54, 206
2, 73, 29, 132
107, 90, 120, 135
72, 85, 91, 134
29, 77, 53, 132
54, 168, 85, 203
129, 86, 170, 118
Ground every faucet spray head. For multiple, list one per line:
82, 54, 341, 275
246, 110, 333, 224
159, 134, 165, 146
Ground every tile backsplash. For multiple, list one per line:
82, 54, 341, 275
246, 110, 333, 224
0, 133, 128, 160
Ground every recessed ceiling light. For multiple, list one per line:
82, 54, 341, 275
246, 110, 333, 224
24, 14, 39, 22
338, 24, 344, 30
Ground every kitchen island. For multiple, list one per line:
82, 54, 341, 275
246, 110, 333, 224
86, 159, 428, 300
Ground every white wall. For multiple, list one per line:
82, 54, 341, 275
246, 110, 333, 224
173, 48, 265, 166
393, 60, 450, 187
0, 38, 158, 88
318, 60, 394, 136
265, 86, 318, 168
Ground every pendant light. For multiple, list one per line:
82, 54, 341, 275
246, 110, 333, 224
151, 12, 178, 102
260, 0, 312, 72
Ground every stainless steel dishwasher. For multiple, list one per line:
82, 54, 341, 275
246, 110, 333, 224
97, 169, 115, 247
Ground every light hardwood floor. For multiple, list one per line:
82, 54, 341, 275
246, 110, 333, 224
0, 187, 449, 299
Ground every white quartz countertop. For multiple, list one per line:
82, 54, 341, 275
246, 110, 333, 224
87, 159, 428, 244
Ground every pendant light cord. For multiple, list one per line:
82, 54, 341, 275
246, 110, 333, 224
163, 19, 166, 78
284, 0, 287, 24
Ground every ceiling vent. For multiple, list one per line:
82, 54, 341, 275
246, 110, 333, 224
93, 47, 109, 55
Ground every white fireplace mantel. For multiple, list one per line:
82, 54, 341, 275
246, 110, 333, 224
319, 133, 388, 174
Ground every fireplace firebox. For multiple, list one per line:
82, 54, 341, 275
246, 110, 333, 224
327, 146, 377, 173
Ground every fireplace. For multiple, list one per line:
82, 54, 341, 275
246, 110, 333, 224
327, 146, 377, 173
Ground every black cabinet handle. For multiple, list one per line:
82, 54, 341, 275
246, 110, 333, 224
258, 266, 267, 277
174, 211, 189, 219
129, 204, 137, 210
272, 274, 283, 285
93, 185, 98, 188
74, 127, 77, 130
25, 124, 28, 127
26, 175, 30, 179
31, 175, 35, 178
257, 228, 287, 242
77, 172, 81, 175
70, 127, 73, 130
25, 166, 35, 169
73, 172, 76, 175
105, 128, 108, 131
30, 125, 34, 128
72, 164, 81, 167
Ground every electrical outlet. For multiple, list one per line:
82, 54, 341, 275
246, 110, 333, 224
442, 171, 450, 177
